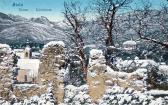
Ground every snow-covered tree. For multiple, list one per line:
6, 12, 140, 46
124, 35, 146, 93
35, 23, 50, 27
63, 0, 88, 81
63, 85, 93, 105
93, 0, 132, 46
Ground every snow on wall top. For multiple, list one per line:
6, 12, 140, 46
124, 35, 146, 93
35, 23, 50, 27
0, 43, 11, 53
17, 59, 40, 77
90, 49, 103, 58
0, 44, 10, 48
43, 41, 65, 49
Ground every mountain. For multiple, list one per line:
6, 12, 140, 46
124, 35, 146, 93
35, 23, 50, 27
0, 10, 166, 46
0, 12, 66, 44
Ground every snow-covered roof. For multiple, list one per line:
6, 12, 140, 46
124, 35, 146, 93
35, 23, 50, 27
25, 46, 31, 51
17, 59, 40, 77
15, 52, 25, 59
123, 40, 137, 45
14, 49, 25, 58
14, 49, 24, 52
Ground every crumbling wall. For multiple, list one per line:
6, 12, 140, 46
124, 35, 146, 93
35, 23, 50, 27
0, 44, 14, 100
87, 49, 146, 102
12, 85, 47, 99
87, 49, 107, 102
38, 41, 67, 104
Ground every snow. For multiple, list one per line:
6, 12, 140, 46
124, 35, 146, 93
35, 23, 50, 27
146, 90, 168, 96
14, 49, 24, 57
90, 49, 103, 59
5, 86, 56, 105
44, 41, 65, 49
116, 59, 158, 70
57, 68, 69, 81
123, 40, 137, 50
106, 65, 148, 82
63, 85, 92, 104
13, 49, 24, 52
25, 46, 31, 51
108, 46, 116, 49
0, 43, 11, 53
17, 59, 40, 77
106, 66, 128, 78
105, 80, 113, 84
99, 85, 168, 105
123, 40, 137, 45
32, 52, 41, 58
0, 43, 10, 49
149, 97, 166, 105
14, 84, 38, 88
158, 65, 168, 75
133, 68, 147, 77
84, 44, 96, 49
88, 68, 97, 78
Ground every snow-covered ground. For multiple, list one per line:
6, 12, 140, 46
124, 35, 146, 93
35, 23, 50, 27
0, 43, 168, 105
1, 86, 56, 105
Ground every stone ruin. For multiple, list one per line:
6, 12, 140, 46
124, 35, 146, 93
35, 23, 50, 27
87, 49, 107, 102
0, 44, 14, 100
38, 41, 67, 104
0, 42, 151, 104
87, 49, 147, 102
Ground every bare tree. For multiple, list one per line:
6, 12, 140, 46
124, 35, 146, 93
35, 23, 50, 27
133, 0, 168, 48
93, 0, 132, 46
63, 0, 87, 81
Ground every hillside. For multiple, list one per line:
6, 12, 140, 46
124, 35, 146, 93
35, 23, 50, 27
0, 12, 66, 44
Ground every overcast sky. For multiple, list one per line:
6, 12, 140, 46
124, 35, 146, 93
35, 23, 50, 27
0, 0, 167, 22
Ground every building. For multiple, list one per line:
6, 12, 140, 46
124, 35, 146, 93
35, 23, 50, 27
123, 39, 137, 51
13, 49, 24, 59
16, 46, 40, 83
24, 45, 32, 59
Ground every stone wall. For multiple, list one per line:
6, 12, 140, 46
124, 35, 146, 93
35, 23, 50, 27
87, 49, 146, 102
0, 48, 14, 100
0, 67, 13, 100
12, 85, 47, 99
87, 49, 107, 102
38, 41, 67, 104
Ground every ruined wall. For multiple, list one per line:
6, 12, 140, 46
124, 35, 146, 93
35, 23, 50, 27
12, 85, 47, 99
0, 46, 14, 100
87, 49, 107, 102
87, 49, 146, 102
0, 67, 13, 100
38, 41, 67, 104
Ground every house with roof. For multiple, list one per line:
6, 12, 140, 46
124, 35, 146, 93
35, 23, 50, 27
123, 39, 137, 51
16, 46, 40, 83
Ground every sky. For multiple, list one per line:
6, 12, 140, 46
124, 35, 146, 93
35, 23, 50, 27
0, 0, 167, 22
